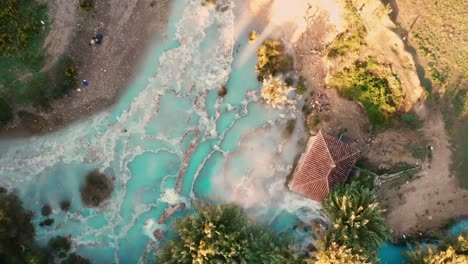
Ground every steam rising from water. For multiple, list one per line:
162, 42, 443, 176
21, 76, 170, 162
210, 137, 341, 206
0, 0, 322, 262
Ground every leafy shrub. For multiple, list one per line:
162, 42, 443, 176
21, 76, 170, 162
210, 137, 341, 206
328, 58, 404, 128
400, 113, 423, 128
0, 0, 47, 57
80, 170, 114, 207
0, 98, 13, 126
11, 55, 77, 107
79, 0, 93, 12
156, 202, 299, 263
49, 55, 78, 99
0, 190, 35, 261
218, 85, 227, 97
60, 200, 71, 211
296, 75, 307, 95
248, 30, 258, 42
326, 1, 366, 58
256, 39, 294, 81
39, 218, 54, 227
48, 236, 71, 253
283, 119, 296, 138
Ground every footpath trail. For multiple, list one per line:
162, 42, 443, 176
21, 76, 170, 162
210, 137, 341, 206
382, 108, 468, 236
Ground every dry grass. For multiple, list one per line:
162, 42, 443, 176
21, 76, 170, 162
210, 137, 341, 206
393, 0, 468, 187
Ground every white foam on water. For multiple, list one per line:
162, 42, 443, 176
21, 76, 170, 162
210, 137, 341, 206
160, 188, 188, 205
0, 0, 325, 261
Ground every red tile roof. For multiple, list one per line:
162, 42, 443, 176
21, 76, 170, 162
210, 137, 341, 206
289, 130, 360, 202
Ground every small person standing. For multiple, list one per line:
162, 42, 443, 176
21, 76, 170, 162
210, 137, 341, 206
82, 80, 89, 86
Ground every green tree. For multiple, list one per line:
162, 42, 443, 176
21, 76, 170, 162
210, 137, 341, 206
309, 242, 370, 264
321, 182, 390, 258
0, 98, 13, 126
156, 202, 299, 263
405, 232, 468, 264
256, 39, 294, 81
0, 189, 35, 263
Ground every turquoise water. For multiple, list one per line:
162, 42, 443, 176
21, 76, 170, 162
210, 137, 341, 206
378, 219, 468, 263
0, 0, 321, 262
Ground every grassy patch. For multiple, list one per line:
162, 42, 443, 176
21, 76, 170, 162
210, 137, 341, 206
400, 113, 423, 129
256, 39, 294, 82
326, 0, 366, 58
295, 75, 307, 95
399, 0, 467, 188
7, 55, 78, 108
0, 0, 48, 57
328, 57, 404, 128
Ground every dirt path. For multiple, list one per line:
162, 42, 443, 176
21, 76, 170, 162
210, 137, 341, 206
379, 109, 468, 236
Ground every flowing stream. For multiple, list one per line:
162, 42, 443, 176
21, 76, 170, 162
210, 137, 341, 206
0, 0, 322, 263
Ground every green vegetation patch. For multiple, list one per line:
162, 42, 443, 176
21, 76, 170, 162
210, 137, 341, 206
80, 170, 114, 207
404, 232, 468, 263
320, 182, 390, 261
157, 202, 300, 263
328, 57, 404, 128
256, 39, 294, 82
1, 1, 79, 128
295, 75, 307, 95
326, 0, 366, 58
0, 98, 13, 126
8, 55, 78, 108
79, 0, 94, 12
0, 189, 91, 263
0, 0, 48, 57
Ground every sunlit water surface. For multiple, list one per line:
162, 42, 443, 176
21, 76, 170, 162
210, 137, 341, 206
0, 0, 322, 262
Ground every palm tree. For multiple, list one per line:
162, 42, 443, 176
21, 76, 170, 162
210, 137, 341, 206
321, 182, 390, 257
405, 232, 468, 263
156, 202, 300, 264
308, 242, 370, 264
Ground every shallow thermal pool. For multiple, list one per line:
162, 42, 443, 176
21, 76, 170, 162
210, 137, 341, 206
0, 0, 322, 262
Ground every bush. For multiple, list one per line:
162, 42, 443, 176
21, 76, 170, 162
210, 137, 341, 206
0, 190, 35, 261
41, 204, 52, 216
12, 55, 77, 107
256, 39, 294, 82
283, 119, 296, 138
80, 170, 114, 207
79, 0, 93, 12
63, 253, 91, 264
218, 85, 227, 97
296, 76, 307, 95
0, 0, 48, 57
48, 236, 71, 253
328, 58, 404, 128
60, 200, 71, 211
248, 30, 258, 42
39, 218, 54, 227
156, 202, 300, 263
401, 113, 422, 128
326, 1, 366, 58
0, 98, 13, 126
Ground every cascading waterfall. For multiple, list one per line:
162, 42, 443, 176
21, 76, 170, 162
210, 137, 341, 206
0, 0, 322, 262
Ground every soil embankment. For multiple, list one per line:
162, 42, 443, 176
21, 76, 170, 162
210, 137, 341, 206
253, 0, 468, 236
1, 0, 171, 136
